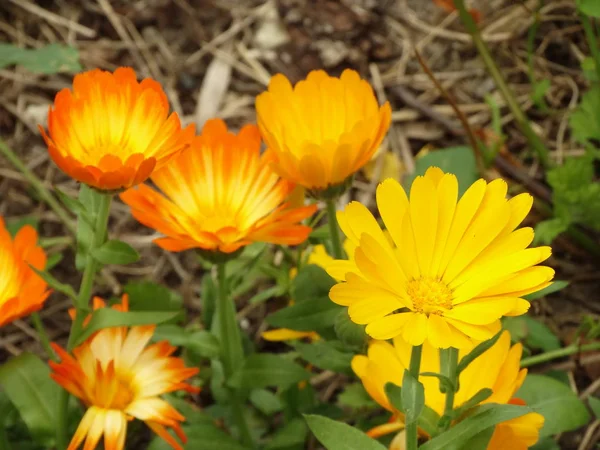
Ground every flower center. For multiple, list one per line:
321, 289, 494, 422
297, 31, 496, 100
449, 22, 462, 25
407, 277, 453, 315
103, 375, 136, 410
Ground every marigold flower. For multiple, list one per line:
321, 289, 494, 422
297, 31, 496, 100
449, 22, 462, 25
0, 217, 49, 327
120, 119, 317, 254
328, 168, 554, 348
39, 67, 194, 191
352, 331, 544, 450
256, 69, 392, 194
50, 296, 199, 450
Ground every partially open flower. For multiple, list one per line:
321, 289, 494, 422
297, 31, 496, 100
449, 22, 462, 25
120, 119, 317, 254
0, 217, 49, 327
328, 168, 554, 348
50, 295, 199, 450
256, 69, 391, 196
39, 67, 194, 191
352, 331, 544, 450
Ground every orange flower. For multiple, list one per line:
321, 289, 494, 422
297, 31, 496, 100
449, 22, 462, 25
39, 67, 194, 191
120, 119, 317, 254
50, 295, 199, 450
0, 217, 49, 327
256, 69, 391, 194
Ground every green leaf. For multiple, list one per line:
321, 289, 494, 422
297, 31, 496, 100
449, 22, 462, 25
249, 389, 284, 416
405, 147, 478, 196
304, 414, 387, 450
534, 218, 570, 245
0, 353, 59, 447
401, 370, 425, 426
152, 325, 220, 359
420, 372, 455, 393
517, 374, 590, 437
384, 380, 440, 437
267, 297, 342, 332
46, 253, 63, 270
30, 266, 77, 300
589, 396, 600, 419
578, 0, 600, 17
570, 85, 600, 143
124, 281, 184, 318
531, 437, 561, 450
291, 264, 336, 303
503, 316, 560, 352
453, 388, 493, 418
92, 239, 139, 265
384, 382, 403, 412
456, 331, 502, 374
265, 418, 308, 449
74, 309, 180, 346
338, 383, 377, 410
148, 419, 248, 450
523, 281, 569, 300
334, 310, 367, 349
0, 43, 81, 74
54, 187, 86, 216
419, 404, 531, 450
294, 341, 353, 373
582, 57, 598, 82
75, 185, 100, 270
6, 216, 39, 237
201, 273, 217, 329
229, 354, 310, 390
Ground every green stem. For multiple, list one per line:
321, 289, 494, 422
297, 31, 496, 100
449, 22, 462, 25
581, 12, 600, 84
453, 0, 550, 167
216, 262, 254, 448
325, 199, 344, 259
520, 341, 600, 368
440, 348, 458, 431
30, 312, 57, 362
57, 191, 112, 450
0, 138, 76, 235
406, 345, 423, 450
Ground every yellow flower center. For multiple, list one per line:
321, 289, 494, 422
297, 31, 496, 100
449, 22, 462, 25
101, 374, 136, 410
407, 277, 453, 315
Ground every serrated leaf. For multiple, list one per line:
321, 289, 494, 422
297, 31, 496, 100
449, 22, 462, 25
517, 374, 590, 437
405, 146, 479, 196
74, 309, 180, 346
229, 354, 310, 390
304, 414, 387, 450
92, 239, 139, 265
0, 353, 59, 447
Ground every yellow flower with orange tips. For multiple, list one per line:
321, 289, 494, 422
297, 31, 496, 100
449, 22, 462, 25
39, 67, 194, 191
328, 168, 554, 348
255, 69, 392, 195
352, 331, 544, 450
120, 119, 317, 254
50, 295, 199, 450
0, 217, 49, 327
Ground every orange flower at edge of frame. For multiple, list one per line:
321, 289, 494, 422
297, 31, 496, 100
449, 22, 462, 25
0, 217, 50, 327
120, 118, 318, 254
50, 295, 199, 450
40, 67, 195, 191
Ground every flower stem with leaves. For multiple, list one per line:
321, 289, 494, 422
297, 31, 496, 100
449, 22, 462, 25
56, 190, 112, 450
216, 262, 254, 447
406, 344, 423, 450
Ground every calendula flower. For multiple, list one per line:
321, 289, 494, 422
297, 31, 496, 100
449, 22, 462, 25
120, 119, 317, 254
0, 217, 49, 327
39, 67, 194, 191
352, 331, 544, 450
50, 296, 199, 450
255, 69, 392, 195
328, 168, 554, 348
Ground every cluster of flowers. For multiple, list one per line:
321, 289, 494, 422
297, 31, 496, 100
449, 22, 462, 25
0, 65, 552, 450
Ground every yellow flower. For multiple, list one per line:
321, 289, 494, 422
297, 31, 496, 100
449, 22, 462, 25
352, 331, 544, 450
328, 168, 554, 348
50, 296, 199, 450
256, 69, 392, 194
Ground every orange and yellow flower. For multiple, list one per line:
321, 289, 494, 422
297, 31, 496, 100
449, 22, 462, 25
352, 331, 544, 450
39, 67, 194, 191
328, 168, 554, 348
0, 217, 49, 327
256, 69, 392, 194
50, 296, 199, 450
120, 119, 317, 254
